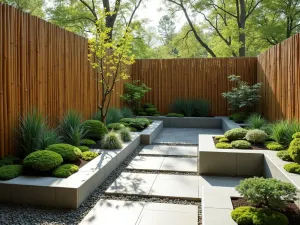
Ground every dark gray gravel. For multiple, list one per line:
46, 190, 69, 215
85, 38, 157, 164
0, 144, 202, 225
124, 168, 198, 175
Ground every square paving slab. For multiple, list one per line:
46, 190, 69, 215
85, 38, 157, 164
127, 156, 164, 170
80, 200, 198, 225
154, 128, 223, 144
139, 145, 169, 155
140, 145, 198, 156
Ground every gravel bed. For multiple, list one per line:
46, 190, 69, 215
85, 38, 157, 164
124, 169, 198, 175
0, 144, 202, 225
138, 154, 197, 158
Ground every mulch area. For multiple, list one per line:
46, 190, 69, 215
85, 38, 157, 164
232, 198, 300, 225
213, 137, 266, 150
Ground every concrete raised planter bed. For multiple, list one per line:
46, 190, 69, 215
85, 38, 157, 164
0, 121, 163, 209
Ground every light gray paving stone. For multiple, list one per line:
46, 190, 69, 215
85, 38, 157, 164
167, 146, 198, 156
137, 203, 198, 225
79, 200, 145, 225
106, 173, 157, 195
127, 156, 164, 170
160, 157, 198, 172
149, 174, 200, 199
203, 208, 236, 225
139, 145, 169, 155
199, 176, 243, 188
202, 187, 234, 209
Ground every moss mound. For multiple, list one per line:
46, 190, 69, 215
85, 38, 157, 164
219, 137, 229, 142
83, 120, 108, 140
81, 151, 99, 161
216, 142, 233, 149
106, 123, 125, 131
78, 146, 90, 152
80, 139, 96, 146
52, 164, 79, 178
284, 163, 300, 174
265, 141, 284, 151
24, 150, 63, 171
215, 136, 225, 140
101, 131, 123, 149
245, 129, 268, 144
288, 138, 300, 163
224, 128, 248, 141
231, 206, 288, 225
47, 144, 82, 161
0, 165, 23, 180
277, 150, 293, 162
292, 132, 300, 139
231, 140, 252, 149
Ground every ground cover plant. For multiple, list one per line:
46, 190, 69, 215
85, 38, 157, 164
52, 164, 79, 178
46, 144, 82, 161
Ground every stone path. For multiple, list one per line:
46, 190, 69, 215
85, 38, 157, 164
80, 127, 240, 225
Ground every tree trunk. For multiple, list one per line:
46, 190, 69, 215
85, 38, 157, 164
238, 0, 246, 56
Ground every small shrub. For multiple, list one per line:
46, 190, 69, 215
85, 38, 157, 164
101, 131, 123, 149
129, 118, 150, 130
52, 164, 79, 178
83, 120, 108, 140
118, 128, 132, 142
231, 140, 252, 149
245, 129, 268, 144
288, 138, 300, 163
78, 146, 90, 152
284, 163, 300, 174
119, 118, 134, 124
120, 107, 134, 118
236, 177, 297, 209
81, 151, 99, 161
265, 141, 284, 151
218, 137, 229, 142
230, 112, 248, 123
292, 132, 300, 139
166, 113, 184, 117
224, 128, 247, 141
231, 206, 288, 225
105, 108, 123, 125
23, 150, 63, 171
144, 103, 155, 109
106, 123, 125, 131
46, 144, 82, 161
40, 129, 61, 149
137, 112, 147, 116
246, 113, 268, 129
80, 139, 96, 146
216, 142, 232, 149
277, 151, 293, 162
215, 136, 225, 140
0, 165, 23, 181
145, 107, 159, 116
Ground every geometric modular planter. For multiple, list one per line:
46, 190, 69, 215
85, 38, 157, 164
0, 121, 163, 209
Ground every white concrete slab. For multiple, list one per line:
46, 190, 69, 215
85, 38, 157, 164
127, 156, 164, 170
167, 146, 198, 156
160, 157, 198, 172
203, 208, 236, 225
139, 145, 169, 155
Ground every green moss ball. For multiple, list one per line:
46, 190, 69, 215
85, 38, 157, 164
265, 141, 284, 151
83, 120, 108, 140
78, 146, 90, 152
80, 139, 96, 146
47, 144, 82, 161
24, 150, 63, 171
288, 138, 300, 163
224, 128, 248, 141
277, 150, 293, 162
219, 137, 229, 142
52, 164, 79, 178
245, 129, 268, 144
106, 123, 126, 131
231, 140, 252, 149
284, 163, 300, 174
216, 142, 233, 149
81, 151, 99, 161
0, 165, 23, 180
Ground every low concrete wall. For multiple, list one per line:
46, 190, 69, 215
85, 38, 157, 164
139, 121, 163, 144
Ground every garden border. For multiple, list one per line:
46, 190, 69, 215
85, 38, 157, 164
0, 121, 163, 209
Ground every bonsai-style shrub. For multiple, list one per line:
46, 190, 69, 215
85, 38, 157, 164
277, 151, 293, 162
145, 107, 159, 116
128, 118, 150, 130
101, 131, 123, 149
224, 128, 247, 141
231, 206, 288, 225
265, 141, 284, 151
245, 129, 268, 144
78, 146, 90, 152
105, 108, 123, 125
81, 151, 99, 161
52, 164, 79, 178
218, 137, 229, 142
292, 132, 300, 139
118, 128, 132, 142
229, 112, 248, 123
246, 113, 268, 129
80, 139, 96, 146
222, 75, 262, 112
46, 144, 82, 161
83, 120, 108, 140
284, 163, 300, 174
120, 107, 134, 118
166, 113, 184, 117
236, 177, 297, 209
216, 142, 233, 149
0, 165, 23, 181
231, 140, 252, 149
215, 136, 225, 140
288, 138, 300, 163
23, 150, 63, 172
106, 123, 125, 131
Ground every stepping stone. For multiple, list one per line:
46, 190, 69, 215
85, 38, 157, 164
127, 156, 164, 170
106, 173, 157, 195
149, 174, 200, 200
167, 146, 198, 156
79, 200, 198, 225
139, 145, 169, 155
160, 157, 198, 172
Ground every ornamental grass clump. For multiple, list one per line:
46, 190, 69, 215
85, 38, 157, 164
245, 129, 268, 144
118, 128, 132, 142
40, 129, 61, 150
52, 164, 79, 178
231, 140, 252, 149
224, 128, 248, 141
105, 108, 123, 125
246, 113, 268, 129
46, 144, 82, 161
120, 107, 134, 118
101, 131, 123, 149
269, 120, 300, 146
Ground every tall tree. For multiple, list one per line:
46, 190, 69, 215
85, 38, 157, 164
0, 0, 45, 17
158, 15, 176, 45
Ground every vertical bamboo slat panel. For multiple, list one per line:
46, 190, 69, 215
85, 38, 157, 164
130, 58, 257, 115
257, 34, 300, 121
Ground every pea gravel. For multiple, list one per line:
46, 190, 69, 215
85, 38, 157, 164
0, 144, 202, 225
